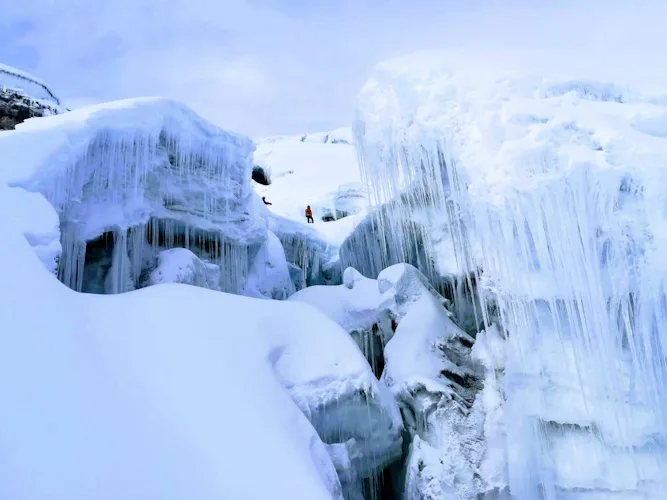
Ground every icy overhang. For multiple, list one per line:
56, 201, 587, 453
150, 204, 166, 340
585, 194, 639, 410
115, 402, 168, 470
1, 96, 261, 243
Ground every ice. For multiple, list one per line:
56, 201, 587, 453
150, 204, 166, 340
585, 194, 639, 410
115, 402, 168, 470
0, 186, 61, 273
355, 51, 667, 497
1, 97, 265, 294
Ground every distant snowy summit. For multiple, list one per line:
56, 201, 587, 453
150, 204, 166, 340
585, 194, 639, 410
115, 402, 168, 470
0, 63, 63, 130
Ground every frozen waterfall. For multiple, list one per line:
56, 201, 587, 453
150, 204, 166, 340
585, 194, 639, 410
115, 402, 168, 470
354, 53, 667, 498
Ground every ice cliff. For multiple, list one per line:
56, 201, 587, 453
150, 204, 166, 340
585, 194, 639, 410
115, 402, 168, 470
353, 51, 667, 498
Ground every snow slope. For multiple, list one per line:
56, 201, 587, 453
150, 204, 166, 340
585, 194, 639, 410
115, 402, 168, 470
0, 62, 62, 107
355, 51, 667, 498
0, 180, 404, 499
254, 129, 368, 226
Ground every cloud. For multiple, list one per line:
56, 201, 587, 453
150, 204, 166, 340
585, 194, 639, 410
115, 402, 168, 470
1, 0, 666, 136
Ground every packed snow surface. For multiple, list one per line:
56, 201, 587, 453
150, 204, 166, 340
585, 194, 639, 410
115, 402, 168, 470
355, 51, 667, 498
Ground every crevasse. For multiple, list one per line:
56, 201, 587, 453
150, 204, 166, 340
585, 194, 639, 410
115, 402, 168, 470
354, 54, 667, 498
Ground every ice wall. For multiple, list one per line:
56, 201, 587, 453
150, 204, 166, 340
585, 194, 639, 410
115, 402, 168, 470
355, 52, 667, 498
1, 97, 264, 294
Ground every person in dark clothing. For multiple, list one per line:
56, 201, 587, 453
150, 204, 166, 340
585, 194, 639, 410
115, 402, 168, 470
262, 196, 272, 206
305, 205, 314, 223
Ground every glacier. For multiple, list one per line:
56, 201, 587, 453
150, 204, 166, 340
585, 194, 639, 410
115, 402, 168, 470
252, 128, 371, 287
353, 52, 667, 498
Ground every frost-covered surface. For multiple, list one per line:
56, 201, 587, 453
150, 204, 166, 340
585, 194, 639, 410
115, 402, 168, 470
356, 51, 667, 498
0, 183, 406, 499
1, 97, 264, 294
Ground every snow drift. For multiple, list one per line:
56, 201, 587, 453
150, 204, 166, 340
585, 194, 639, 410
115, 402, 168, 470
354, 51, 667, 498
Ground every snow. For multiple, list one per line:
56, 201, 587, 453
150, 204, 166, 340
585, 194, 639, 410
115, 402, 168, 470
254, 129, 368, 230
148, 248, 222, 291
243, 230, 295, 299
1, 97, 264, 294
0, 178, 408, 499
355, 51, 667, 498
0, 186, 61, 273
251, 129, 372, 286
0, 62, 62, 107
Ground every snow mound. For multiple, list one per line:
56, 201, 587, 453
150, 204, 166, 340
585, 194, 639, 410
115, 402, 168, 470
1, 97, 264, 294
356, 51, 667, 498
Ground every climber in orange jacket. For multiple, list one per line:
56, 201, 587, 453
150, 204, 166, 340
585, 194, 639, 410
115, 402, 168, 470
305, 205, 314, 223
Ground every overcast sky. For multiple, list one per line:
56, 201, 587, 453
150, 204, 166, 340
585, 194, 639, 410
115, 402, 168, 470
1, 0, 666, 137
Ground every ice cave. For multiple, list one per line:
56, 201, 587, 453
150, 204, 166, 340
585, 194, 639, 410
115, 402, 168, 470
2, 8, 667, 499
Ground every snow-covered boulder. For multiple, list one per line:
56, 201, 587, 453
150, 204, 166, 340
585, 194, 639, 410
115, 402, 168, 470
0, 63, 63, 130
0, 97, 264, 294
355, 51, 667, 499
243, 230, 295, 299
147, 248, 222, 291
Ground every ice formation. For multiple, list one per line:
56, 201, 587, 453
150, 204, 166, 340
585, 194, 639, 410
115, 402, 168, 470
354, 51, 667, 498
1, 97, 266, 294
0, 63, 63, 129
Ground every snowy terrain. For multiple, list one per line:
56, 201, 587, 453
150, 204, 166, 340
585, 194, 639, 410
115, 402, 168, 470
0, 178, 406, 499
252, 128, 371, 287
0, 97, 269, 294
3, 43, 667, 500
354, 51, 667, 498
